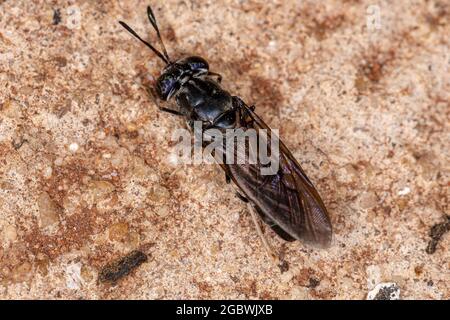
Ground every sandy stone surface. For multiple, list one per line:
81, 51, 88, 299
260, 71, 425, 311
0, 0, 448, 299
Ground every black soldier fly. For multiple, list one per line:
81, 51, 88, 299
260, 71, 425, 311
118, 6, 332, 250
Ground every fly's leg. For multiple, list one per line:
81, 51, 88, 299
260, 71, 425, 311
235, 192, 248, 202
159, 107, 184, 116
247, 203, 279, 264
220, 163, 233, 185
208, 71, 222, 83
146, 86, 185, 116
221, 166, 247, 200
228, 176, 249, 203
224, 164, 286, 268
242, 105, 256, 126
232, 96, 256, 126
232, 96, 255, 112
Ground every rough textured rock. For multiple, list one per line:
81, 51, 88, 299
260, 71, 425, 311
0, 0, 448, 299
367, 282, 401, 300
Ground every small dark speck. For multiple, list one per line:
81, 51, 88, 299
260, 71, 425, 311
12, 136, 27, 150
278, 260, 289, 273
426, 215, 450, 254
307, 277, 320, 289
373, 284, 399, 300
53, 9, 62, 25
427, 280, 434, 286
98, 250, 147, 284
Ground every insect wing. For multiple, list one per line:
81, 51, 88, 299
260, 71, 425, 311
222, 103, 332, 247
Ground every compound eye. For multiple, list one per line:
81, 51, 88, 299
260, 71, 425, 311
156, 74, 177, 100
186, 56, 209, 73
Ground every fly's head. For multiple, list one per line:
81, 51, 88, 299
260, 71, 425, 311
156, 56, 209, 100
119, 7, 209, 101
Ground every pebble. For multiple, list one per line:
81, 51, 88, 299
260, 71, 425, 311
96, 130, 106, 140
54, 157, 64, 166
110, 148, 129, 168
398, 187, 411, 196
147, 185, 170, 205
359, 191, 378, 209
68, 142, 79, 153
2, 224, 17, 244
66, 6, 81, 29
66, 262, 83, 290
156, 205, 170, 218
130, 156, 158, 180
42, 166, 53, 179
108, 222, 129, 243
88, 180, 115, 201
37, 192, 60, 228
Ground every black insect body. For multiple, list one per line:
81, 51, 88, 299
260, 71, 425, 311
119, 6, 332, 247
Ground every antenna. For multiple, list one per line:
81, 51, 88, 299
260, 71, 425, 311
118, 20, 169, 64
146, 6, 171, 63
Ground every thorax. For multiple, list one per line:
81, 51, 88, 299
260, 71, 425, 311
175, 76, 234, 127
